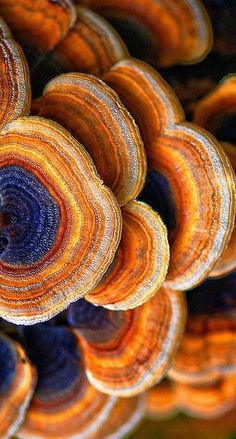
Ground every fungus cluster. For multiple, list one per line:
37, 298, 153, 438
0, 1, 235, 438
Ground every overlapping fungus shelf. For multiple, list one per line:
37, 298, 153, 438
68, 291, 186, 397
77, 0, 213, 66
0, 117, 122, 324
169, 272, 236, 384
193, 76, 236, 277
170, 315, 236, 384
0, 0, 77, 59
0, 1, 129, 96
147, 375, 236, 420
173, 375, 236, 419
33, 73, 147, 206
193, 75, 236, 138
87, 200, 169, 309
18, 325, 116, 439
104, 58, 236, 290
0, 332, 36, 439
0, 17, 30, 129
91, 395, 146, 439
53, 6, 129, 77
147, 380, 177, 420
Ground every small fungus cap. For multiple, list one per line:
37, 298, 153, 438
34, 72, 147, 206
69, 288, 186, 397
87, 200, 170, 310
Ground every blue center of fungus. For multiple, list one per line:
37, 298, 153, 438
0, 335, 16, 393
68, 299, 109, 330
0, 165, 60, 265
24, 325, 80, 400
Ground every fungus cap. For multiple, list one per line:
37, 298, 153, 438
87, 200, 169, 309
77, 0, 212, 66
0, 117, 122, 324
104, 58, 236, 290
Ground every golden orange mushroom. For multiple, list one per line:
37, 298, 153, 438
69, 289, 186, 397
87, 200, 169, 309
104, 58, 235, 290
0, 117, 122, 324
0, 332, 36, 439
77, 0, 212, 67
33, 73, 146, 206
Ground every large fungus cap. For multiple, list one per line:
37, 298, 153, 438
87, 200, 169, 310
34, 73, 146, 206
193, 77, 236, 277
0, 17, 30, 129
68, 289, 186, 397
0, 332, 36, 439
53, 6, 129, 77
77, 0, 212, 66
18, 325, 116, 439
104, 58, 236, 290
0, 116, 122, 325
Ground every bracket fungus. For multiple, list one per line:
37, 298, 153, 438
69, 290, 186, 397
193, 75, 236, 136
104, 58, 236, 290
170, 272, 236, 384
91, 395, 146, 439
170, 315, 236, 384
0, 1, 128, 97
173, 375, 236, 419
0, 17, 30, 129
0, 0, 77, 58
0, 332, 36, 439
147, 375, 236, 420
18, 325, 117, 439
53, 6, 128, 77
33, 72, 147, 206
147, 380, 178, 420
0, 1, 235, 436
0, 117, 122, 324
193, 76, 236, 277
77, 0, 213, 67
87, 200, 169, 309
